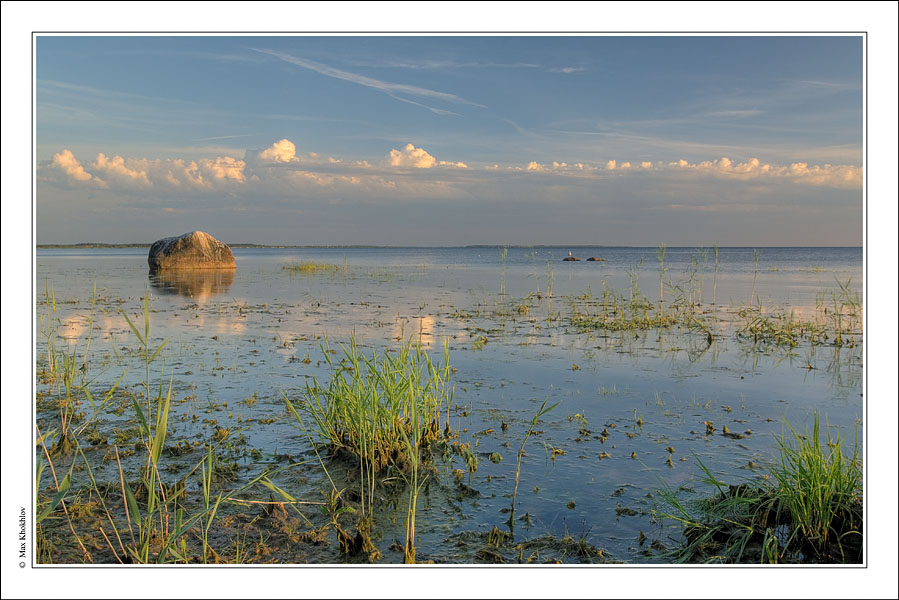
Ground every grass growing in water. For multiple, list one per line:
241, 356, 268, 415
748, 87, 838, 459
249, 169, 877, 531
567, 286, 682, 333
657, 244, 666, 305
396, 384, 427, 563
712, 245, 720, 305
287, 336, 459, 562
36, 293, 290, 564
654, 413, 862, 563
770, 414, 862, 560
736, 279, 862, 348
291, 337, 456, 510
283, 260, 347, 275
500, 247, 508, 297
508, 398, 558, 532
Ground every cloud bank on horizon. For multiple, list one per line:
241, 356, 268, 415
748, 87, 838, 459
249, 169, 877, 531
40, 138, 862, 194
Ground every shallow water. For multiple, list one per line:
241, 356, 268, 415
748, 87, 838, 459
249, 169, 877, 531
35, 246, 863, 563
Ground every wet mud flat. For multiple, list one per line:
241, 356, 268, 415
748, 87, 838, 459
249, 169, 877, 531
34, 247, 863, 564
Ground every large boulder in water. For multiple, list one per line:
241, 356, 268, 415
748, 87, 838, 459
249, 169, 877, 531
148, 231, 236, 272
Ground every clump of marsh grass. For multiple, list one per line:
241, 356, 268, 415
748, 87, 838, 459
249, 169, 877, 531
820, 277, 863, 347
283, 260, 347, 275
287, 336, 457, 563
736, 306, 817, 347
290, 336, 456, 510
654, 413, 862, 563
770, 414, 862, 560
565, 253, 721, 336
736, 279, 861, 349
567, 285, 681, 333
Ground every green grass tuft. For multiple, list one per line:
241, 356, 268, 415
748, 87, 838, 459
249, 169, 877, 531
283, 260, 347, 275
290, 336, 456, 477
770, 413, 863, 561
654, 413, 862, 564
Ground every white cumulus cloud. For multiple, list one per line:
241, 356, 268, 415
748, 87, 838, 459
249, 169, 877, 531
52, 149, 95, 183
665, 156, 862, 187
39, 143, 862, 204
200, 156, 247, 182
41, 150, 248, 191
389, 144, 437, 168
256, 139, 297, 163
92, 153, 151, 187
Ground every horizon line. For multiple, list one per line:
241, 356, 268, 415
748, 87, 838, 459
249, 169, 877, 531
35, 242, 864, 249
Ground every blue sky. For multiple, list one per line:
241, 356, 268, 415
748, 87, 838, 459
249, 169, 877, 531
35, 35, 863, 245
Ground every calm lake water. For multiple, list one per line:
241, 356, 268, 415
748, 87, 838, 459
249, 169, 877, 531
35, 246, 863, 563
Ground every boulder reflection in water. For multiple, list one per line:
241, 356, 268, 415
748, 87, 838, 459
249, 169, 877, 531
149, 269, 235, 302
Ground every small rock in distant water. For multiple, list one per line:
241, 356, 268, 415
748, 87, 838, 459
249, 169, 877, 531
562, 256, 580, 261
148, 231, 236, 272
586, 257, 606, 262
